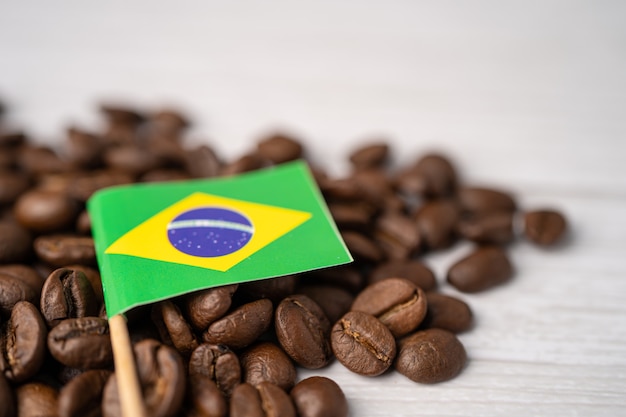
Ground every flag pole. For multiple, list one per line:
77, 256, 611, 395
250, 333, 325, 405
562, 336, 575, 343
109, 314, 147, 417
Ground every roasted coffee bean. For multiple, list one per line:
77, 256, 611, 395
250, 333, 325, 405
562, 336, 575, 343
0, 172, 30, 205
103, 339, 185, 417
349, 142, 389, 170
202, 298, 273, 350
185, 373, 227, 417
341, 231, 383, 263
66, 265, 103, 305
220, 153, 267, 176
141, 168, 191, 182
16, 382, 59, 417
239, 276, 297, 304
152, 300, 198, 357
184, 145, 222, 178
275, 294, 332, 369
447, 246, 513, 293
297, 285, 353, 324
100, 104, 145, 127
396, 153, 457, 198
34, 235, 96, 267
422, 292, 473, 333
256, 133, 304, 164
368, 259, 437, 291
0, 264, 44, 315
0, 222, 32, 264
351, 169, 399, 209
319, 177, 367, 202
327, 202, 372, 230
40, 268, 99, 328
66, 170, 134, 202
415, 199, 459, 250
47, 317, 113, 369
17, 145, 68, 176
298, 266, 364, 294
189, 343, 241, 397
240, 342, 297, 391
230, 382, 296, 417
58, 369, 111, 417
331, 311, 396, 376
395, 328, 466, 383
14, 189, 79, 233
0, 301, 47, 383
352, 277, 427, 337
0, 373, 15, 417
151, 109, 190, 136
75, 210, 92, 235
184, 285, 238, 331
290, 376, 348, 417
65, 127, 103, 169
374, 212, 421, 260
457, 186, 516, 215
103, 144, 162, 177
523, 209, 568, 246
457, 211, 515, 245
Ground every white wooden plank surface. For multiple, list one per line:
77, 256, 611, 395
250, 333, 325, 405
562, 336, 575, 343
1, 1, 626, 416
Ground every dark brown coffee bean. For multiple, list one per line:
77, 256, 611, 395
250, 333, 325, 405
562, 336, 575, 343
0, 222, 32, 264
240, 342, 297, 391
47, 317, 113, 369
184, 145, 222, 178
103, 144, 162, 177
150, 109, 190, 136
275, 294, 332, 369
298, 265, 364, 294
184, 285, 238, 331
290, 376, 348, 417
415, 199, 459, 250
58, 369, 111, 417
103, 339, 185, 417
189, 343, 240, 397
327, 202, 372, 230
65, 127, 103, 169
239, 276, 297, 303
0, 131, 26, 149
151, 300, 198, 357
67, 170, 134, 202
40, 268, 99, 328
17, 145, 68, 176
457, 211, 515, 245
396, 153, 457, 198
422, 292, 473, 333
349, 142, 389, 170
374, 212, 421, 260
0, 264, 44, 315
16, 382, 58, 417
65, 265, 103, 306
0, 172, 30, 205
221, 153, 267, 176
230, 382, 296, 417
297, 285, 353, 324
447, 246, 513, 293
0, 301, 47, 383
319, 177, 366, 202
185, 373, 227, 417
202, 298, 273, 350
140, 168, 191, 182
331, 311, 396, 376
368, 260, 437, 292
256, 133, 304, 164
457, 186, 516, 215
0, 373, 15, 417
352, 169, 404, 211
395, 328, 466, 383
100, 104, 145, 127
523, 209, 568, 246
14, 189, 79, 233
352, 278, 427, 338
75, 210, 92, 235
34, 235, 96, 267
341, 231, 383, 263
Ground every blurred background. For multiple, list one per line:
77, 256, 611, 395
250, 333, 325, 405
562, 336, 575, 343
1, 1, 625, 188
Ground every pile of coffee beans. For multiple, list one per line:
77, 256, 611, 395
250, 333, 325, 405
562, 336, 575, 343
0, 98, 568, 417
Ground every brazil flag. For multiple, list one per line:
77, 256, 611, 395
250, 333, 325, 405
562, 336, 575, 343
88, 161, 352, 318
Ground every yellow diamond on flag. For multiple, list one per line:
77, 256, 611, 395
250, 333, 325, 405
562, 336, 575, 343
105, 192, 312, 272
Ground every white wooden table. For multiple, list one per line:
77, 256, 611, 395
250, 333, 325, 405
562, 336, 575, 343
1, 1, 625, 416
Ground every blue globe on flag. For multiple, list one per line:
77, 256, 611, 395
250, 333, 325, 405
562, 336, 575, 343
167, 207, 254, 257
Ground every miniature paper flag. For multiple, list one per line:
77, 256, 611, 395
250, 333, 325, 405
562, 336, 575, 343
87, 161, 352, 318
